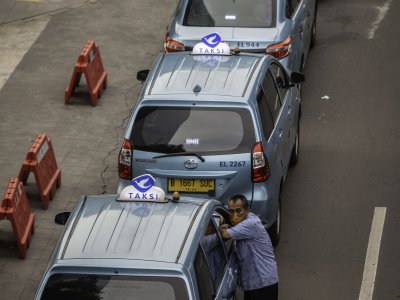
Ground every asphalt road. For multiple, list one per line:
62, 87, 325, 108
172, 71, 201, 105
277, 0, 400, 299
0, 0, 399, 299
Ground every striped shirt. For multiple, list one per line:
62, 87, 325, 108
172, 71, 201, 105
227, 213, 278, 291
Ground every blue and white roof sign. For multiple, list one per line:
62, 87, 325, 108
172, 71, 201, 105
202, 32, 221, 47
192, 33, 230, 56
118, 174, 167, 202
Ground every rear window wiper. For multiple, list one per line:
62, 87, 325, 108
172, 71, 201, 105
153, 152, 205, 162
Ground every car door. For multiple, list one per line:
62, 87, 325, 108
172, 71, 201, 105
213, 208, 239, 300
269, 62, 294, 173
258, 68, 285, 182
199, 208, 238, 300
286, 0, 306, 72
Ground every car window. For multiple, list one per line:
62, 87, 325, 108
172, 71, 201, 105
183, 0, 276, 28
285, 0, 301, 18
131, 107, 256, 155
257, 90, 274, 138
194, 246, 214, 299
262, 70, 282, 123
40, 274, 189, 300
201, 219, 227, 289
269, 62, 289, 101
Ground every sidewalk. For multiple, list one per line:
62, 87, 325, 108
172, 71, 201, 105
0, 0, 176, 298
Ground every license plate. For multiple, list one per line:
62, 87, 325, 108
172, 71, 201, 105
236, 41, 260, 48
168, 178, 215, 193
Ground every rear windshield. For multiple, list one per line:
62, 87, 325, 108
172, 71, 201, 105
131, 106, 255, 155
183, 0, 276, 28
40, 274, 188, 300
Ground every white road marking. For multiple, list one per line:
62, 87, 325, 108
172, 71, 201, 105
359, 207, 387, 300
0, 16, 49, 91
368, 0, 393, 39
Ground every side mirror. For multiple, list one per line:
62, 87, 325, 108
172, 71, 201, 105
55, 211, 71, 225
137, 70, 150, 82
290, 72, 305, 84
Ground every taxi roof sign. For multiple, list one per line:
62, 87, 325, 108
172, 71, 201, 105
118, 174, 167, 202
192, 33, 230, 56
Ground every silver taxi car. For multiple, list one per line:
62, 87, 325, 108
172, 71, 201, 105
164, 0, 317, 72
117, 36, 304, 245
34, 174, 239, 300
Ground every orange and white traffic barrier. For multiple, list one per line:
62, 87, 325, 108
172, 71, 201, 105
18, 133, 61, 210
65, 40, 107, 106
0, 178, 35, 259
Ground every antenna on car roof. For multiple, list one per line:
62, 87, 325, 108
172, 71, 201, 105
193, 84, 201, 93
232, 47, 240, 55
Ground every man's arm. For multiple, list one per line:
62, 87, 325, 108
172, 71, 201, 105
225, 215, 260, 241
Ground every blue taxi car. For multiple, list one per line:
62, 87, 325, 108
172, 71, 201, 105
164, 0, 317, 73
34, 174, 239, 300
117, 35, 304, 245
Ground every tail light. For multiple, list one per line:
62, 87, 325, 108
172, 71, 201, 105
266, 36, 292, 59
164, 37, 185, 53
118, 139, 132, 180
251, 142, 270, 182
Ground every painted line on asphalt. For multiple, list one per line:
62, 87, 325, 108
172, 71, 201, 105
359, 207, 386, 300
0, 16, 49, 91
368, 0, 393, 39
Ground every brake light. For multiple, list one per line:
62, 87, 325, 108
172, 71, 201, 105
251, 142, 270, 182
119, 139, 132, 180
266, 36, 292, 59
164, 37, 185, 53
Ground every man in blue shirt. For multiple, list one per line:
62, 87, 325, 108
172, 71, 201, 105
220, 194, 279, 300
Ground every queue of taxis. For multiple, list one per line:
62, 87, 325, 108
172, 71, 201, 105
34, 174, 239, 300
117, 35, 304, 245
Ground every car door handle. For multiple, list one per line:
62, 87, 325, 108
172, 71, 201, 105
287, 105, 292, 115
278, 129, 284, 140
299, 27, 304, 39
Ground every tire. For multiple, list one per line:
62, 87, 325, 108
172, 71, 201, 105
267, 195, 281, 246
289, 118, 300, 166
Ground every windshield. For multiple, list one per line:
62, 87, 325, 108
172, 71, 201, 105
131, 106, 256, 155
183, 0, 276, 28
40, 274, 189, 300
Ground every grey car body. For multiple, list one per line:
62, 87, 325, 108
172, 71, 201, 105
164, 0, 317, 72
117, 50, 304, 245
34, 194, 239, 300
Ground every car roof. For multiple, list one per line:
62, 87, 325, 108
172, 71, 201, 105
144, 52, 266, 99
58, 195, 211, 264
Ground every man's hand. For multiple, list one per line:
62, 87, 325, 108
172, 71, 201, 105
219, 224, 231, 240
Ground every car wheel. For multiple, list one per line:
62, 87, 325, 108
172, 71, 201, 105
267, 195, 281, 246
289, 118, 300, 166
310, 9, 317, 48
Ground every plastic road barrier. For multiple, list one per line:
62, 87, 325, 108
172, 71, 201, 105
0, 178, 35, 259
65, 40, 107, 106
18, 134, 61, 210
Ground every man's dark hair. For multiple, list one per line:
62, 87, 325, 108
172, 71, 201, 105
228, 194, 249, 210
